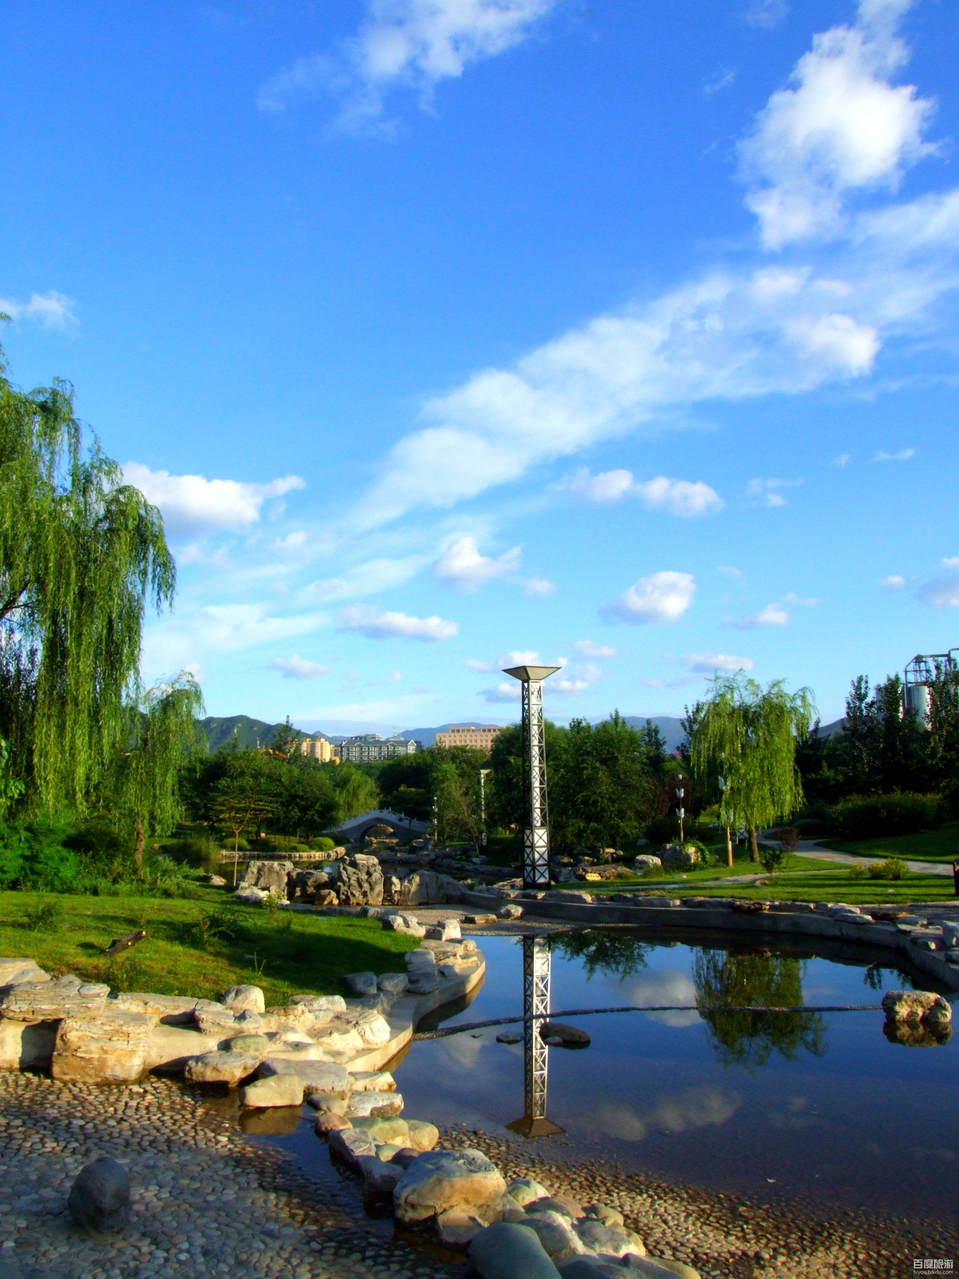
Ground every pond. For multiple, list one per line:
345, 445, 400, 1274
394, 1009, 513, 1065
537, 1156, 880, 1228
392, 928, 959, 1227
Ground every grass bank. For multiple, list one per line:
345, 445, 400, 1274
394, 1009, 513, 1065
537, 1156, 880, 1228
824, 821, 959, 864
0, 885, 417, 1005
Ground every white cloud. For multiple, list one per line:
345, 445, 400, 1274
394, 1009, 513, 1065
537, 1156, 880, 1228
0, 290, 77, 327
480, 681, 522, 703
744, 0, 789, 30
551, 663, 602, 696
704, 69, 736, 97
339, 604, 458, 641
832, 451, 852, 466
881, 573, 907, 589
717, 564, 743, 578
606, 571, 696, 625
783, 591, 821, 607
740, 0, 935, 247
122, 463, 305, 539
521, 576, 555, 597
466, 658, 494, 672
874, 446, 915, 461
683, 651, 755, 674
789, 312, 879, 374
432, 533, 521, 592
300, 555, 425, 604
270, 530, 309, 555
563, 468, 723, 517
573, 641, 617, 659
919, 576, 959, 607
270, 653, 330, 680
745, 476, 803, 508
141, 602, 329, 677
942, 557, 959, 569
258, 0, 560, 129
731, 602, 790, 628
499, 649, 542, 666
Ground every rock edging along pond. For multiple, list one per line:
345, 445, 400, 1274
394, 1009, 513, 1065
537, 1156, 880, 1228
451, 887, 959, 992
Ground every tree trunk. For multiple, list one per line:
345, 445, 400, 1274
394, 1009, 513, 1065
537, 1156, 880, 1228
725, 825, 734, 868
749, 826, 760, 863
133, 814, 145, 874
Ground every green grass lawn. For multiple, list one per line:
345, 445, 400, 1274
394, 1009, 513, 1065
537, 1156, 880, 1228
0, 885, 418, 1005
824, 821, 959, 864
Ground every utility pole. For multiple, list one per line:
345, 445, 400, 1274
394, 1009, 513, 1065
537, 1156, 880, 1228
503, 664, 559, 889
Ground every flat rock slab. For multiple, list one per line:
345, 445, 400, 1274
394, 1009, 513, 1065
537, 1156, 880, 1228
52, 1009, 155, 1083
0, 959, 50, 987
257, 1058, 351, 1094
184, 1050, 262, 1085
0, 976, 109, 1022
240, 1072, 305, 1108
347, 1089, 404, 1118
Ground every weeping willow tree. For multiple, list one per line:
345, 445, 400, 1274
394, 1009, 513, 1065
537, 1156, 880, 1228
100, 674, 204, 869
0, 338, 176, 817
689, 675, 815, 864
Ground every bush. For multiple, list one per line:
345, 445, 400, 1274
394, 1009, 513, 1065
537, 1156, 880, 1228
0, 823, 80, 891
759, 845, 787, 872
310, 836, 336, 852
830, 792, 944, 840
23, 895, 64, 930
683, 838, 712, 865
63, 821, 134, 879
869, 856, 907, 881
847, 863, 869, 880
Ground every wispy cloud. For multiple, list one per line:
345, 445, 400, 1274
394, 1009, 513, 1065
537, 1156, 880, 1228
832, 451, 852, 466
744, 0, 789, 30
682, 651, 756, 674
270, 653, 330, 680
123, 463, 305, 539
339, 604, 458, 641
258, 0, 560, 131
874, 446, 915, 461
918, 575, 959, 607
573, 641, 617, 659
0, 290, 77, 327
881, 573, 908, 589
730, 602, 790, 628
606, 571, 696, 625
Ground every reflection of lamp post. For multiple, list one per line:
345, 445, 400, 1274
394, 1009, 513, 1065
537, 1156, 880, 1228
503, 664, 560, 889
479, 768, 491, 849
507, 934, 564, 1139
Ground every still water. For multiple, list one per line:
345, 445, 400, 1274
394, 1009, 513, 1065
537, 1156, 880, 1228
393, 929, 959, 1223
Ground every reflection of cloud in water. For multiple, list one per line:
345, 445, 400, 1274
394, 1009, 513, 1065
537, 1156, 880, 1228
614, 971, 701, 1027
590, 1085, 741, 1142
765, 1094, 827, 1132
435, 1032, 489, 1072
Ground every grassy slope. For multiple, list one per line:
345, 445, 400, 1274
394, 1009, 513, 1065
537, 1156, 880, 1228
825, 821, 959, 864
0, 886, 417, 1005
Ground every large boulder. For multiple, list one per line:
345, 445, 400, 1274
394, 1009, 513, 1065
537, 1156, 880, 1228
337, 854, 385, 907
240, 1071, 305, 1108
633, 855, 663, 876
469, 1221, 562, 1279
238, 859, 294, 898
0, 975, 109, 1021
221, 984, 266, 1014
882, 990, 953, 1027
67, 1157, 131, 1231
659, 843, 702, 871
184, 1050, 261, 1085
394, 1148, 507, 1224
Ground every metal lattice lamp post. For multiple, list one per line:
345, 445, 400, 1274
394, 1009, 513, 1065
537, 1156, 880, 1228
503, 664, 559, 889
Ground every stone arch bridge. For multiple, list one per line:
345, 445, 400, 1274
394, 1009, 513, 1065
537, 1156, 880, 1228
333, 808, 428, 843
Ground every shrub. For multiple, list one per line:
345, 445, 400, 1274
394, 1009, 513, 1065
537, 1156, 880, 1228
847, 863, 869, 880
23, 895, 64, 930
63, 821, 134, 879
310, 836, 336, 852
683, 838, 712, 865
0, 825, 25, 889
1, 823, 82, 891
830, 792, 944, 840
873, 856, 907, 881
759, 845, 786, 873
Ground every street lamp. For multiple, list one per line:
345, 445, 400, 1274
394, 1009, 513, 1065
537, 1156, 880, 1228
503, 664, 560, 889
676, 774, 685, 845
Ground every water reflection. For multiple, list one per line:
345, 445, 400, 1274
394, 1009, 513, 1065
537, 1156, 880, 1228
590, 1085, 742, 1142
506, 934, 564, 1138
693, 948, 827, 1070
552, 928, 651, 979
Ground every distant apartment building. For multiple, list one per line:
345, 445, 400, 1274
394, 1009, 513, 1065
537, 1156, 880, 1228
298, 736, 339, 764
338, 733, 419, 763
435, 725, 504, 753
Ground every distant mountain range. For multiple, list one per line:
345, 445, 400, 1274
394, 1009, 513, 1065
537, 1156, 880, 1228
198, 714, 689, 753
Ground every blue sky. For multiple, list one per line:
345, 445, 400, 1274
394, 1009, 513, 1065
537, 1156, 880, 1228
3, 0, 958, 734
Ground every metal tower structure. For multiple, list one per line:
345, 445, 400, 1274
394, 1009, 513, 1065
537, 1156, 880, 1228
507, 934, 564, 1138
904, 648, 958, 726
502, 663, 560, 889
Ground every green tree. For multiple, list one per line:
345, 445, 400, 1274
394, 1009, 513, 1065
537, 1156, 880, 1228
689, 675, 814, 864
552, 713, 654, 853
927, 664, 959, 798
0, 340, 175, 816
331, 764, 379, 825
101, 673, 204, 870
